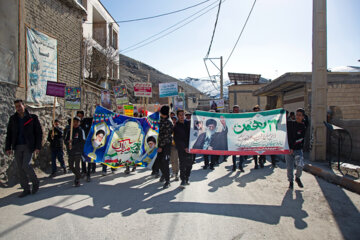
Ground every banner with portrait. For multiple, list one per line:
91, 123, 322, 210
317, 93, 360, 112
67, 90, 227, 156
26, 27, 57, 104
83, 106, 160, 168
189, 109, 290, 155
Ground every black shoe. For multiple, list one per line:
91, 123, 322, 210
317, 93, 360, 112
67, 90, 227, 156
163, 181, 170, 189
63, 167, 67, 174
239, 167, 245, 173
223, 159, 227, 162
203, 165, 208, 170
295, 177, 304, 188
18, 190, 31, 198
131, 167, 136, 172
232, 166, 236, 171
272, 164, 277, 168
151, 171, 156, 175
154, 173, 160, 178
180, 180, 186, 188
91, 169, 96, 174
289, 181, 294, 189
124, 169, 130, 174
86, 176, 91, 182
49, 172, 56, 178
185, 180, 190, 185
260, 161, 264, 168
74, 179, 80, 187
254, 165, 259, 169
159, 176, 165, 183
32, 182, 39, 194
209, 166, 214, 170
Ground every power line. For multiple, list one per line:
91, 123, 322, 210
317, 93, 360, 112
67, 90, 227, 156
120, 0, 219, 53
223, 0, 257, 68
85, 0, 211, 24
205, 0, 223, 58
121, 0, 224, 54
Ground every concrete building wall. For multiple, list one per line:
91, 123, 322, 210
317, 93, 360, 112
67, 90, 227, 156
327, 83, 360, 120
283, 87, 305, 112
228, 84, 267, 112
0, 0, 18, 85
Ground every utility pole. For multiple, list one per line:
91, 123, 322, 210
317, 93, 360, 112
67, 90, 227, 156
220, 56, 223, 99
311, 0, 327, 161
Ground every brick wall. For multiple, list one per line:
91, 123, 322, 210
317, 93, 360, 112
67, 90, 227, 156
0, 0, 87, 184
228, 84, 267, 112
328, 83, 360, 120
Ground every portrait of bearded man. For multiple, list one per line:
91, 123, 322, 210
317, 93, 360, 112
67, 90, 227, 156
192, 116, 228, 151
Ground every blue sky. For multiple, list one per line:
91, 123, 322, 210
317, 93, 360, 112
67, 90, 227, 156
101, 0, 360, 81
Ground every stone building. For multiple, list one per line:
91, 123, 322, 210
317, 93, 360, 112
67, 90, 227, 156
0, 0, 87, 183
253, 72, 360, 162
227, 73, 267, 112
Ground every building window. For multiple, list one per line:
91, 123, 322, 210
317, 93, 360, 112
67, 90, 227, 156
112, 30, 118, 50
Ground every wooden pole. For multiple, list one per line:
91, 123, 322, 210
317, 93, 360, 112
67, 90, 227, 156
69, 110, 74, 149
51, 97, 56, 138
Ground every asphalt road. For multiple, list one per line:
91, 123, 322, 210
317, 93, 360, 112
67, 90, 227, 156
1, 156, 359, 240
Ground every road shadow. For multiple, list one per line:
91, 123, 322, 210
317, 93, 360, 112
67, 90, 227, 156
235, 165, 275, 188
208, 170, 241, 192
315, 175, 360, 239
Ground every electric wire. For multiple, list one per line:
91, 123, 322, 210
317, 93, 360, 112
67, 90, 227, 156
205, 0, 223, 58
84, 0, 211, 24
121, 0, 224, 54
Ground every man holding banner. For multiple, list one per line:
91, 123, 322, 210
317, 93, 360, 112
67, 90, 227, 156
156, 106, 173, 189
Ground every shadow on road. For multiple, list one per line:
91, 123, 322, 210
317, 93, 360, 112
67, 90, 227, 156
315, 176, 360, 239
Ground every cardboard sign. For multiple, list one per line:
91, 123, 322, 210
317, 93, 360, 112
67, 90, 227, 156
114, 85, 128, 105
64, 87, 81, 110
124, 105, 134, 117
134, 82, 152, 97
159, 82, 178, 98
46, 81, 66, 98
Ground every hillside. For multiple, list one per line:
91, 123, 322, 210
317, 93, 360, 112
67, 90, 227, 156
119, 54, 204, 103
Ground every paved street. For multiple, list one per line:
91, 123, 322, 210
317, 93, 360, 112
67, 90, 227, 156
1, 157, 359, 240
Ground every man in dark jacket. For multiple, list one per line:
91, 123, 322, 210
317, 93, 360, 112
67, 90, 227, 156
173, 110, 193, 188
64, 117, 86, 187
286, 108, 307, 189
156, 105, 173, 189
47, 119, 66, 177
77, 110, 96, 181
5, 100, 42, 197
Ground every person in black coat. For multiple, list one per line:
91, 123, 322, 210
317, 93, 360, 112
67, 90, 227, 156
64, 117, 86, 187
5, 100, 42, 197
47, 119, 66, 176
173, 110, 193, 188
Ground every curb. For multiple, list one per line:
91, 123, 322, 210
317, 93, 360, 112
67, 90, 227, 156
304, 164, 360, 194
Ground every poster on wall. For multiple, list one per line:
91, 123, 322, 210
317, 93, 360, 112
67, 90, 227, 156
189, 109, 289, 156
113, 85, 128, 105
134, 82, 152, 97
26, 27, 57, 104
159, 82, 178, 98
101, 90, 112, 110
64, 87, 81, 110
210, 99, 224, 110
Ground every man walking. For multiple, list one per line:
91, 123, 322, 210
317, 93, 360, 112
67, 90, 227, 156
286, 108, 307, 189
156, 105, 173, 189
5, 99, 42, 197
47, 119, 66, 177
174, 110, 193, 188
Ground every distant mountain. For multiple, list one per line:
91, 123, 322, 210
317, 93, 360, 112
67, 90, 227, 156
179, 76, 269, 99
329, 66, 360, 72
119, 54, 204, 103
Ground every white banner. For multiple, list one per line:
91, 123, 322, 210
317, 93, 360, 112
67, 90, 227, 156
26, 27, 57, 104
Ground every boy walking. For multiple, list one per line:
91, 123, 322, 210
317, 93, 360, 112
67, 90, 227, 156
47, 119, 66, 177
286, 108, 307, 189
65, 117, 86, 187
